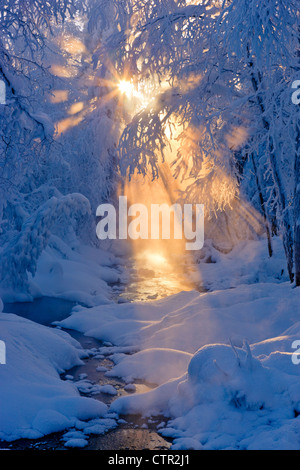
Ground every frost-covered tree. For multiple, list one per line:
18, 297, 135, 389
89, 0, 299, 283
0, 1, 94, 293
1, 0, 299, 294
218, 0, 299, 282
0, 0, 125, 295
90, 0, 240, 214
0, 0, 85, 197
0, 194, 91, 294
0, 0, 84, 218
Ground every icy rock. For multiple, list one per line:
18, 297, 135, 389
64, 438, 89, 448
99, 385, 118, 396
124, 384, 136, 393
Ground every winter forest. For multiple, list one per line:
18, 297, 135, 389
0, 0, 300, 452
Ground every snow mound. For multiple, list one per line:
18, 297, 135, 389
177, 343, 279, 414
106, 348, 192, 385
164, 341, 300, 449
0, 313, 108, 442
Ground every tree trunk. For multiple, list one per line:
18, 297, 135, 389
294, 124, 300, 286
247, 49, 294, 281
251, 153, 273, 258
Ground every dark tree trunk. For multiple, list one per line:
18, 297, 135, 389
295, 124, 300, 286
251, 153, 273, 258
247, 49, 294, 281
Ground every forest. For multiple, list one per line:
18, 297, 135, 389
0, 0, 299, 453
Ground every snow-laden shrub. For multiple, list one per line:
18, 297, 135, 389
0, 194, 91, 295
170, 342, 297, 417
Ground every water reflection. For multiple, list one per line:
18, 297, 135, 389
117, 155, 203, 302
118, 247, 199, 303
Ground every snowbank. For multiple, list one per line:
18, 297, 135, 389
0, 312, 108, 442
190, 236, 289, 291
0, 235, 124, 306
58, 282, 299, 355
3, 237, 298, 449
105, 348, 192, 385
29, 237, 123, 306
164, 336, 300, 450
56, 243, 300, 449
108, 294, 300, 449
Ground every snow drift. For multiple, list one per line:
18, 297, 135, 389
56, 237, 300, 449
0, 308, 108, 442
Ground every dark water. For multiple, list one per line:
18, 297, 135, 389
3, 297, 78, 326
1, 297, 172, 451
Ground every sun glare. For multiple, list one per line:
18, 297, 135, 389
117, 78, 151, 109
118, 80, 135, 98
146, 252, 168, 267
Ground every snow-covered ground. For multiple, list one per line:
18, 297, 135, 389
190, 236, 289, 291
1, 236, 300, 449
0, 304, 117, 443
0, 235, 126, 306
56, 237, 300, 450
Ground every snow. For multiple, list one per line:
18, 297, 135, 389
96, 366, 108, 372
1, 237, 300, 448
0, 0, 298, 452
105, 348, 192, 385
63, 438, 89, 448
98, 385, 118, 396
0, 313, 111, 442
104, 305, 300, 449
191, 237, 289, 291
60, 417, 119, 447
1, 235, 124, 306
58, 281, 299, 357
74, 378, 103, 396
55, 238, 300, 449
0, 194, 92, 299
